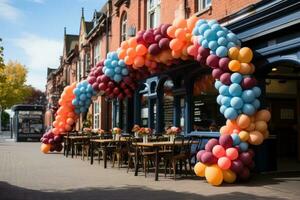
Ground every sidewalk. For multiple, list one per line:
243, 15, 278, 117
0, 141, 299, 200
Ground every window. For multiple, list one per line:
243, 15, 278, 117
76, 61, 82, 81
147, 0, 160, 28
94, 41, 101, 67
93, 101, 100, 129
197, 0, 211, 11
120, 12, 127, 42
84, 53, 90, 75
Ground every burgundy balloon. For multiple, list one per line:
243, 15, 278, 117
148, 43, 161, 55
205, 138, 219, 152
219, 57, 230, 71
92, 83, 99, 90
154, 34, 163, 43
108, 81, 115, 88
196, 150, 205, 162
50, 145, 55, 152
161, 24, 171, 36
158, 38, 170, 50
206, 54, 220, 69
239, 152, 252, 166
98, 83, 106, 91
220, 72, 231, 85
196, 54, 206, 64
242, 77, 257, 89
230, 159, 244, 174
212, 68, 224, 79
48, 138, 54, 145
201, 152, 217, 165
153, 28, 161, 36
55, 143, 63, 152
143, 31, 155, 43
198, 46, 210, 58
87, 76, 96, 84
101, 75, 110, 83
238, 167, 250, 180
42, 138, 49, 144
219, 134, 233, 149
248, 149, 255, 158
54, 135, 61, 143
96, 76, 102, 83
113, 87, 120, 95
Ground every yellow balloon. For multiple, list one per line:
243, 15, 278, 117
239, 130, 250, 142
238, 47, 253, 63
228, 60, 241, 72
194, 162, 206, 177
228, 47, 239, 60
222, 169, 237, 183
205, 165, 223, 186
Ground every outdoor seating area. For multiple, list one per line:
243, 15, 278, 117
62, 131, 217, 181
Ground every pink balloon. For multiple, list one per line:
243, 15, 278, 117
218, 156, 232, 170
205, 138, 219, 152
143, 31, 155, 43
212, 68, 224, 79
212, 145, 226, 158
226, 148, 239, 160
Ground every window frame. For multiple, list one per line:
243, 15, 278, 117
93, 40, 101, 67
93, 101, 100, 129
147, 0, 160, 29
197, 0, 212, 12
120, 12, 127, 43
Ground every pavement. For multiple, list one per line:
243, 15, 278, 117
0, 140, 300, 200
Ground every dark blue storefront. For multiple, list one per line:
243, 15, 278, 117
112, 0, 300, 172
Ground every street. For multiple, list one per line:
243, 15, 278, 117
0, 139, 300, 200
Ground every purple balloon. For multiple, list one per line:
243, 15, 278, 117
206, 54, 220, 69
239, 152, 252, 166
54, 135, 62, 143
201, 152, 217, 165
196, 150, 205, 162
230, 159, 244, 174
212, 68, 224, 79
155, 34, 163, 42
50, 145, 55, 152
143, 31, 155, 43
153, 29, 161, 36
220, 72, 231, 85
219, 57, 230, 71
198, 46, 210, 58
238, 167, 250, 180
41, 138, 49, 144
205, 138, 219, 152
161, 24, 171, 37
219, 135, 233, 149
242, 77, 257, 89
158, 38, 170, 50
148, 43, 161, 55
48, 138, 55, 145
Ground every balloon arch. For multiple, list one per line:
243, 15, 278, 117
41, 16, 271, 186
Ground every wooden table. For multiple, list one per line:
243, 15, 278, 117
90, 138, 127, 168
64, 135, 99, 158
133, 141, 191, 181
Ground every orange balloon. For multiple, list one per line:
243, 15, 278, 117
255, 109, 271, 122
52, 128, 60, 135
118, 49, 127, 59
171, 50, 181, 58
133, 56, 145, 68
175, 28, 186, 41
41, 143, 51, 154
228, 60, 241, 72
121, 41, 129, 49
65, 124, 72, 131
248, 131, 264, 145
124, 56, 134, 65
228, 47, 239, 60
245, 123, 256, 132
238, 47, 253, 63
255, 121, 268, 132
67, 112, 76, 118
187, 16, 198, 31
126, 47, 136, 58
238, 63, 252, 75
135, 44, 147, 56
169, 39, 184, 51
167, 26, 176, 38
236, 114, 251, 129
220, 125, 231, 135
52, 121, 58, 127
226, 120, 240, 131
173, 18, 187, 28
66, 118, 74, 125
128, 37, 137, 47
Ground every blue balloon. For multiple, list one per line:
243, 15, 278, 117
86, 84, 93, 92
72, 99, 78, 106
230, 73, 243, 84
217, 37, 227, 46
113, 74, 122, 82
75, 108, 81, 114
196, 19, 206, 26
86, 92, 92, 98
80, 94, 86, 101
221, 96, 231, 107
214, 80, 222, 90
118, 60, 126, 67
226, 33, 238, 43
82, 80, 88, 86
111, 60, 118, 67
111, 52, 119, 60
252, 99, 260, 109
242, 103, 256, 115
216, 95, 223, 105
229, 83, 242, 97
80, 107, 87, 113
105, 68, 114, 77
79, 100, 84, 106
73, 88, 80, 95
85, 99, 91, 105
231, 133, 241, 146
201, 39, 209, 48
121, 68, 129, 76
104, 59, 112, 67
107, 52, 113, 59
216, 46, 228, 57
80, 87, 86, 93
114, 67, 121, 73
227, 42, 236, 49
193, 28, 199, 36
220, 105, 227, 114
208, 41, 218, 51
252, 86, 261, 97
219, 85, 230, 96
211, 24, 222, 32
241, 90, 255, 103
239, 142, 249, 152
208, 19, 217, 26
230, 97, 244, 109
204, 29, 217, 41
217, 30, 226, 37
198, 24, 210, 35
224, 107, 238, 119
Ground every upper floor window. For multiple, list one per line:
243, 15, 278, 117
120, 12, 127, 42
93, 101, 100, 129
85, 53, 90, 75
147, 0, 160, 28
94, 41, 101, 67
197, 0, 211, 11
76, 61, 82, 81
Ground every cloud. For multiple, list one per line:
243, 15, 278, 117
29, 0, 45, 3
0, 0, 21, 21
13, 33, 62, 90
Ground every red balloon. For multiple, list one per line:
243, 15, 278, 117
212, 68, 224, 79
158, 38, 170, 50
219, 57, 230, 71
219, 135, 233, 149
108, 81, 115, 88
201, 152, 217, 165
113, 87, 120, 94
198, 46, 210, 58
220, 72, 231, 85
206, 54, 220, 69
143, 31, 155, 43
148, 43, 161, 55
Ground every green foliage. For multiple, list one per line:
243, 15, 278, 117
0, 61, 31, 109
1, 111, 10, 128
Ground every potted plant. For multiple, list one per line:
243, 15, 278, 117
132, 124, 141, 138
111, 127, 122, 140
83, 127, 92, 137
166, 126, 182, 142
138, 127, 152, 143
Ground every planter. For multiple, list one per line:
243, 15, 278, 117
115, 134, 121, 141
143, 135, 148, 143
134, 132, 139, 138
112, 134, 116, 140
169, 135, 175, 142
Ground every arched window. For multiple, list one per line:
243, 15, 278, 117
120, 12, 127, 43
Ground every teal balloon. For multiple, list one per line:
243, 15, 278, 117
224, 107, 238, 119
208, 19, 217, 26
217, 30, 226, 37
105, 68, 114, 77
80, 87, 86, 93
111, 60, 118, 67
242, 103, 256, 115
104, 58, 112, 66
252, 99, 260, 109
219, 85, 230, 96
201, 39, 209, 48
226, 33, 238, 43
211, 24, 222, 32
75, 108, 80, 114
198, 24, 210, 35
241, 90, 255, 103
113, 74, 122, 82
204, 29, 217, 41
73, 88, 80, 95
217, 37, 227, 46
231, 133, 241, 146
118, 60, 125, 67
220, 105, 227, 114
216, 46, 228, 57
79, 100, 84, 106
239, 142, 249, 152
252, 86, 261, 97
114, 67, 121, 73
72, 99, 78, 106
230, 73, 243, 84
229, 83, 242, 97
221, 96, 231, 107
208, 41, 218, 51
111, 52, 119, 60
217, 95, 223, 105
121, 68, 129, 76
80, 94, 86, 101
227, 42, 236, 49
230, 97, 244, 109
214, 80, 222, 90
196, 19, 206, 26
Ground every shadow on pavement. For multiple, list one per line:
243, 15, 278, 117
0, 181, 288, 200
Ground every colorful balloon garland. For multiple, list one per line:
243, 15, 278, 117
40, 16, 271, 187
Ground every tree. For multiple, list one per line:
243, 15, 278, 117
23, 86, 46, 106
0, 61, 31, 109
0, 38, 5, 83
1, 111, 10, 130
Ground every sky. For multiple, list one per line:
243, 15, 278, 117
0, 0, 106, 91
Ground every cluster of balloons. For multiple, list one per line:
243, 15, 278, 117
167, 16, 198, 60
193, 19, 241, 57
40, 130, 63, 153
52, 82, 78, 135
103, 51, 129, 82
87, 60, 105, 91
194, 134, 255, 186
72, 80, 96, 114
215, 78, 261, 119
